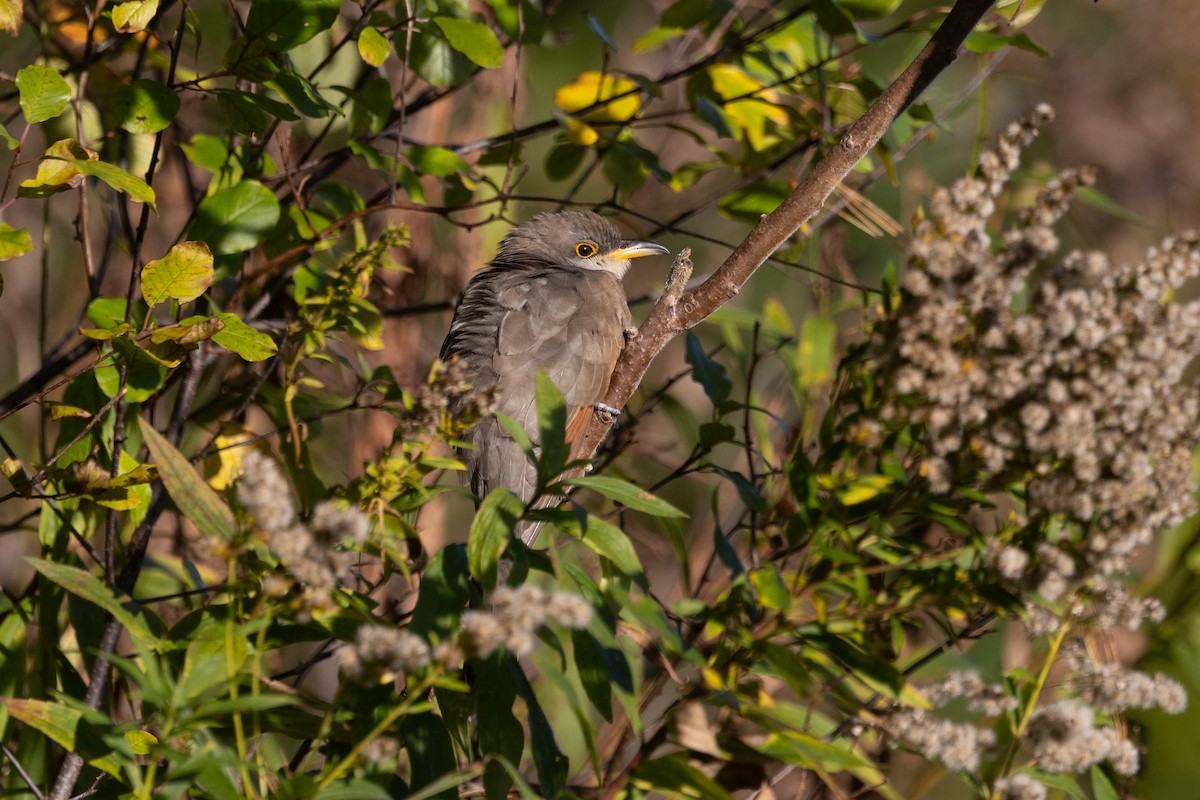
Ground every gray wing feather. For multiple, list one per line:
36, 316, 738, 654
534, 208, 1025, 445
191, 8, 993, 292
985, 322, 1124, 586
441, 265, 630, 506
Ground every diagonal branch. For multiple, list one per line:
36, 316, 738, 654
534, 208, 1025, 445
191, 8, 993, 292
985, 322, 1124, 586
577, 0, 999, 460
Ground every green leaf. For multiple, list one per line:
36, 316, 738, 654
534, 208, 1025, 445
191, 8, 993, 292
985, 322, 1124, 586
535, 370, 569, 480
839, 0, 901, 15
95, 340, 167, 402
795, 315, 837, 389
408, 145, 469, 177
0, 222, 33, 262
0, 697, 124, 777
111, 0, 158, 32
404, 768, 485, 800
357, 26, 391, 66
409, 546, 472, 640
190, 180, 281, 255
564, 475, 686, 518
211, 312, 278, 361
477, 654, 522, 799
633, 753, 734, 800
267, 72, 342, 119
718, 180, 789, 222
315, 782, 394, 800
71, 159, 157, 208
112, 78, 179, 134
575, 514, 646, 587
467, 488, 523, 590
510, 660, 568, 795
402, 712, 459, 799
26, 559, 160, 643
813, 0, 859, 38
749, 563, 792, 611
140, 421, 237, 540
141, 241, 213, 306
544, 142, 586, 181
244, 0, 340, 51
684, 332, 731, 406
433, 16, 504, 69
1090, 766, 1119, 800
16, 65, 72, 124
216, 89, 299, 136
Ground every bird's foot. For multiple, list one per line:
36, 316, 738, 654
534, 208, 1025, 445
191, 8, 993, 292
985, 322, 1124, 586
624, 325, 639, 342
594, 402, 622, 418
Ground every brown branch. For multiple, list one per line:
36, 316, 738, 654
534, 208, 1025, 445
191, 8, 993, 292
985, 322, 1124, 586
577, 0, 998, 461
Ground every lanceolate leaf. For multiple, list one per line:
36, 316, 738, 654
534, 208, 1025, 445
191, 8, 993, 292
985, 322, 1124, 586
467, 488, 523, 590
140, 421, 237, 540
71, 159, 157, 208
26, 559, 161, 642
0, 697, 125, 777
563, 475, 686, 518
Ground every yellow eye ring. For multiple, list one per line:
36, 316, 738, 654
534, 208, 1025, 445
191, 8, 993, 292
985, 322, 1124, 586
575, 242, 598, 258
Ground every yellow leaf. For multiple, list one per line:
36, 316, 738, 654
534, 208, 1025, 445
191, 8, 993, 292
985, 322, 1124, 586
111, 0, 157, 32
707, 65, 788, 151
837, 474, 893, 505
201, 428, 257, 491
560, 116, 598, 147
554, 71, 641, 123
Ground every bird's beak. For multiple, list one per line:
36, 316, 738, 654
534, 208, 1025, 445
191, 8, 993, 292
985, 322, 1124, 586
608, 239, 670, 261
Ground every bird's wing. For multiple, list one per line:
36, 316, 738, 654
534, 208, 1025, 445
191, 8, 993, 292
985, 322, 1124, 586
488, 269, 630, 499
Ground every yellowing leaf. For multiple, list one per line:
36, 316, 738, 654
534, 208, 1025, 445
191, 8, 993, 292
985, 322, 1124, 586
211, 312, 277, 361
554, 71, 641, 123
111, 0, 158, 32
15, 64, 71, 124
357, 25, 390, 67
124, 729, 159, 755
837, 474, 893, 505
141, 241, 214, 306
707, 64, 788, 151
19, 139, 97, 197
0, 222, 33, 261
0, 0, 22, 36
201, 427, 257, 490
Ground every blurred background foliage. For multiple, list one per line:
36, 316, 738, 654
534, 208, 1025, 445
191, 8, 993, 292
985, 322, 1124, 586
1, 0, 1199, 798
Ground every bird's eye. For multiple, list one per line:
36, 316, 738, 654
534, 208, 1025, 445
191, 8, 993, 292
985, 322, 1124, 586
575, 242, 597, 258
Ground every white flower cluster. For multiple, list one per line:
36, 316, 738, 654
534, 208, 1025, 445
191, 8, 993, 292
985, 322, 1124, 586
879, 705, 996, 771
873, 105, 1197, 786
440, 584, 594, 663
339, 625, 431, 681
237, 449, 371, 618
883, 103, 1200, 580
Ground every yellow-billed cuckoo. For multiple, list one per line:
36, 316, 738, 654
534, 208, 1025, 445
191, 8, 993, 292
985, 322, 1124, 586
439, 211, 669, 538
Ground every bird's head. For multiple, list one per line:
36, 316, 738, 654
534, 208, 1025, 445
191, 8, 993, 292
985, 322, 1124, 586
493, 211, 669, 278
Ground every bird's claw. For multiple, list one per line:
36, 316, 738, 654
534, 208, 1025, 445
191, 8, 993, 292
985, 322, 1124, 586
624, 325, 639, 342
594, 402, 622, 418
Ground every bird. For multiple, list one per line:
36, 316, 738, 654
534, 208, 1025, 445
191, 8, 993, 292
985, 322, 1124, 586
439, 211, 669, 540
